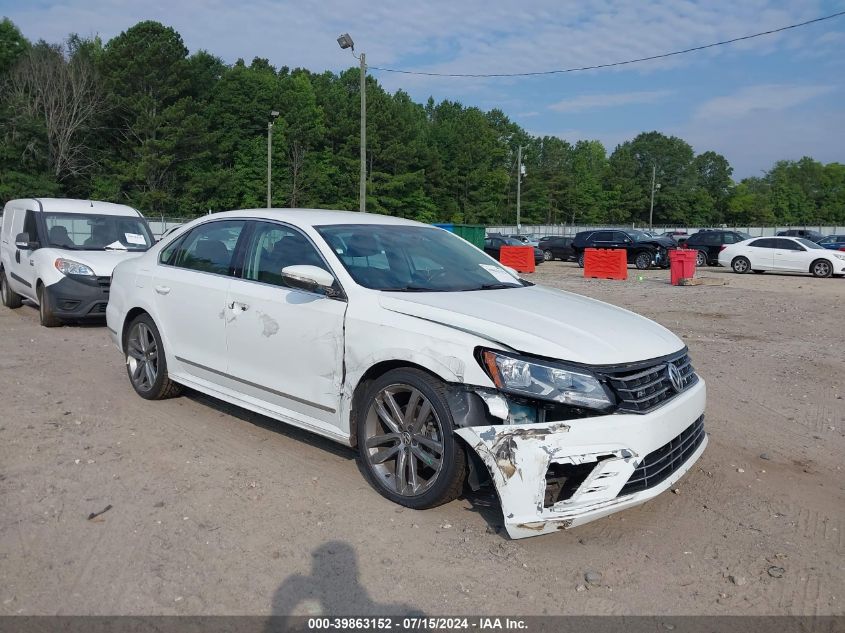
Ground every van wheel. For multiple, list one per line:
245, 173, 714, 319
1, 271, 22, 309
37, 284, 61, 327
356, 368, 466, 510
635, 251, 652, 270
125, 314, 183, 400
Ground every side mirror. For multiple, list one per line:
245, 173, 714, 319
15, 232, 37, 250
281, 265, 338, 297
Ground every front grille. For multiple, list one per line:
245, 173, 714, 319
604, 352, 697, 413
96, 276, 111, 291
617, 415, 705, 497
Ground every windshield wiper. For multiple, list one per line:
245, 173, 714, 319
469, 283, 521, 290
382, 285, 446, 292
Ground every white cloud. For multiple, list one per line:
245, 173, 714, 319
694, 84, 837, 120
549, 90, 674, 113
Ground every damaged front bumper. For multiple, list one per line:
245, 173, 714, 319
456, 379, 706, 539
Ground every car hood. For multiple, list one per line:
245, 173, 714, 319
640, 237, 676, 248
379, 285, 684, 365
44, 248, 147, 276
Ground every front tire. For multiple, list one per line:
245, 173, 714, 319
124, 314, 183, 400
577, 253, 585, 268
37, 284, 61, 327
1, 271, 23, 309
811, 259, 833, 278
731, 256, 750, 274
635, 251, 652, 270
356, 368, 466, 510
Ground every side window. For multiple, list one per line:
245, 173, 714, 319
592, 231, 612, 242
159, 234, 187, 266
612, 232, 630, 242
172, 220, 246, 275
242, 221, 328, 288
776, 239, 804, 251
23, 210, 39, 246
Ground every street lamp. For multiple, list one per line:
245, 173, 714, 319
649, 164, 661, 230
267, 110, 279, 208
337, 32, 366, 212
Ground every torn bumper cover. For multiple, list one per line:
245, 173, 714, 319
456, 379, 706, 539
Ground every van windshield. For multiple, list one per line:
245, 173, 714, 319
43, 213, 153, 251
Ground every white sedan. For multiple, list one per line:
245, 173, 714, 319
106, 209, 706, 539
719, 236, 845, 278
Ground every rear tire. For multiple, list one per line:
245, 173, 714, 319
356, 368, 466, 510
1, 270, 23, 309
124, 313, 183, 400
37, 284, 61, 327
577, 253, 585, 268
635, 251, 652, 270
543, 249, 553, 262
696, 250, 708, 267
811, 259, 832, 278
731, 256, 750, 274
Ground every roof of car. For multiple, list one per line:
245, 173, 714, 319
20, 198, 142, 217
200, 208, 427, 228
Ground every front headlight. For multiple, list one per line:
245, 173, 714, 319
832, 253, 845, 261
480, 349, 612, 410
54, 258, 95, 276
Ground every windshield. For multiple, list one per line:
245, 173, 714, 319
627, 230, 651, 241
43, 213, 153, 251
796, 238, 824, 250
317, 224, 525, 292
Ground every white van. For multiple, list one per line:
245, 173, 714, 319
0, 198, 154, 326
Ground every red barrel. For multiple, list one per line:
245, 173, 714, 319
669, 249, 697, 285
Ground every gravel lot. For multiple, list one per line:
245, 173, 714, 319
1, 263, 843, 616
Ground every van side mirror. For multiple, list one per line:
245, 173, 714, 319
281, 265, 340, 298
15, 232, 38, 250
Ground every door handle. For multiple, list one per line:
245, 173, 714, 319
227, 301, 249, 311
154, 285, 171, 295
15, 251, 20, 264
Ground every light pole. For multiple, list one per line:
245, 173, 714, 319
337, 33, 366, 212
516, 145, 525, 231
267, 110, 279, 208
649, 164, 661, 230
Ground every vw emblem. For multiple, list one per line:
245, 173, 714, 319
666, 363, 683, 393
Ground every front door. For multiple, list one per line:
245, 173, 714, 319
224, 221, 347, 427
6, 209, 40, 299
771, 238, 808, 272
152, 219, 248, 378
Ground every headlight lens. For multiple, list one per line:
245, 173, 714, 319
833, 253, 845, 261
481, 349, 612, 410
54, 258, 95, 276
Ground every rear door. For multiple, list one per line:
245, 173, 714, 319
152, 219, 248, 378
745, 238, 775, 269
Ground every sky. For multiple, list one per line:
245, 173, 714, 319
2, 0, 844, 179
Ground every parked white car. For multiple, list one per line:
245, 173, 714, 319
718, 236, 845, 278
1, 198, 154, 326
106, 209, 707, 538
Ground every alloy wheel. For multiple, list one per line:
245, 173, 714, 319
362, 384, 445, 497
732, 257, 749, 273
813, 260, 832, 277
126, 322, 159, 392
543, 250, 553, 261
696, 251, 707, 267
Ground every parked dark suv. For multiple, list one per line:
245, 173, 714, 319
571, 229, 675, 269
776, 229, 824, 243
483, 236, 544, 265
684, 230, 751, 266
538, 236, 575, 261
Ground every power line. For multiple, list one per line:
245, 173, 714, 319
368, 11, 845, 78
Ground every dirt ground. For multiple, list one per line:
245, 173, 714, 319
1, 263, 843, 616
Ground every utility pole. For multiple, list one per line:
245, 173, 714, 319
516, 145, 524, 231
267, 110, 279, 208
359, 52, 367, 212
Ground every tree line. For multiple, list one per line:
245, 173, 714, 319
1, 18, 843, 226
